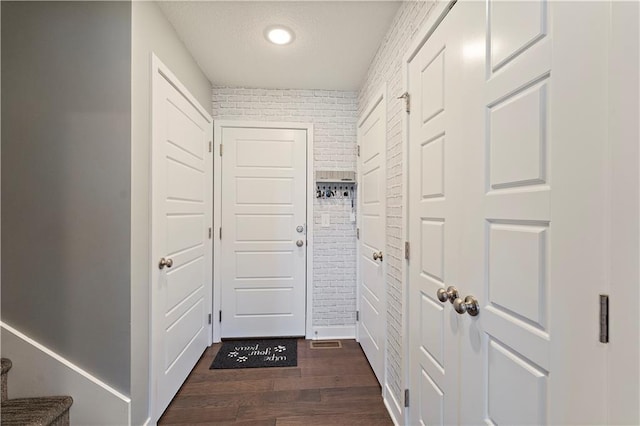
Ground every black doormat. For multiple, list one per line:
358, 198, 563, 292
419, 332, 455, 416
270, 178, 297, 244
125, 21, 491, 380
210, 339, 297, 369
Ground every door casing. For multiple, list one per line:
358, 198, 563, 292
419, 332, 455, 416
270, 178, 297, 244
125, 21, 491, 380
213, 121, 315, 342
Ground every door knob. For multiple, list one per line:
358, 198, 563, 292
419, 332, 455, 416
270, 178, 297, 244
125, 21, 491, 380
436, 286, 459, 304
453, 295, 480, 316
372, 251, 383, 261
158, 257, 174, 270
296, 240, 304, 247
296, 225, 304, 233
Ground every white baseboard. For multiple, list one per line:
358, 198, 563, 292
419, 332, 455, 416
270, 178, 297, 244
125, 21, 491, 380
308, 325, 356, 340
384, 383, 404, 426
1, 322, 131, 426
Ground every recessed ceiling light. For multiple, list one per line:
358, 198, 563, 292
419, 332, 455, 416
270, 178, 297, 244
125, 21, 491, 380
265, 26, 294, 45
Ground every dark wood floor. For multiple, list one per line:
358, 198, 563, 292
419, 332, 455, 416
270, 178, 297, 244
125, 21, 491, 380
159, 339, 393, 425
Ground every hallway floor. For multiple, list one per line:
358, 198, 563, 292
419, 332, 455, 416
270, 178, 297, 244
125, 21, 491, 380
159, 339, 393, 425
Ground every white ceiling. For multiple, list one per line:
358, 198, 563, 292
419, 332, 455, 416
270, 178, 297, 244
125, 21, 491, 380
158, 1, 402, 91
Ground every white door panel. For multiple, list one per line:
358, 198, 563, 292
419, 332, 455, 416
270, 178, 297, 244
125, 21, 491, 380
408, 1, 609, 424
357, 93, 386, 385
152, 64, 212, 421
220, 127, 307, 338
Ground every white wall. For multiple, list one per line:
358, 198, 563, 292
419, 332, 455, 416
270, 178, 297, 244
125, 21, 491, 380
212, 88, 359, 331
131, 2, 212, 424
357, 0, 436, 406
1, 0, 132, 394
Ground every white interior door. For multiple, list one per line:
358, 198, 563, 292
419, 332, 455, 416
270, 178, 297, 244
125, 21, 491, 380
408, 1, 610, 424
151, 60, 213, 421
407, 3, 478, 422
357, 92, 387, 385
220, 126, 307, 338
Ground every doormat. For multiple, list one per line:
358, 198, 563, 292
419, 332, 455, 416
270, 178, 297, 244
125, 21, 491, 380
210, 339, 297, 369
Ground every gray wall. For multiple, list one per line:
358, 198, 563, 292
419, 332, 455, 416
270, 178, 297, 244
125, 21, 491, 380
1, 1, 132, 393
131, 2, 212, 423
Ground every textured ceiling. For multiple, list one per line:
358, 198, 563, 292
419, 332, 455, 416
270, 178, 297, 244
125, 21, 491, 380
158, 1, 402, 91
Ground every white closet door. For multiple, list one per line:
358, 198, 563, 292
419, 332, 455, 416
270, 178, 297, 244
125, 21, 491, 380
151, 66, 213, 421
357, 93, 387, 385
408, 1, 609, 424
407, 2, 481, 423
460, 2, 609, 423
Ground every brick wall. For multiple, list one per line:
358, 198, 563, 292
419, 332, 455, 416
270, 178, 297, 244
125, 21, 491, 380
212, 88, 359, 328
358, 0, 437, 406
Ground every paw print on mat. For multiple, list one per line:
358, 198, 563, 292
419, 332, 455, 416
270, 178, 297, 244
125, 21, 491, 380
274, 345, 287, 353
227, 351, 239, 358
236, 356, 248, 363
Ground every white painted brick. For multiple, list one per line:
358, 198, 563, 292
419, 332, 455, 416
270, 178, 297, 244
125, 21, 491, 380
212, 86, 359, 329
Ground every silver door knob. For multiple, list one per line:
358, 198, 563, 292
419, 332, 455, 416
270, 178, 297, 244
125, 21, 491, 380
436, 286, 459, 304
296, 240, 304, 247
372, 251, 383, 261
453, 295, 480, 316
296, 225, 304, 233
158, 257, 174, 270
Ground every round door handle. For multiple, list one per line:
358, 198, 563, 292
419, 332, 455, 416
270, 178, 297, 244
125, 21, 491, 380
453, 295, 480, 317
372, 251, 383, 261
296, 240, 304, 247
436, 286, 459, 304
159, 257, 174, 270
296, 225, 304, 233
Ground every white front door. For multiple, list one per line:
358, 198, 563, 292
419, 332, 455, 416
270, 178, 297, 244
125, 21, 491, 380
151, 59, 213, 421
408, 1, 610, 424
220, 126, 307, 338
357, 91, 387, 385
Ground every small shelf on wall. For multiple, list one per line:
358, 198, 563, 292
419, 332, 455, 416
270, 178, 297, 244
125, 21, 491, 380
315, 170, 356, 183
315, 171, 357, 200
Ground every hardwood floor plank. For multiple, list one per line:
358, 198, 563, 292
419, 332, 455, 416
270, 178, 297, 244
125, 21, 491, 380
176, 378, 275, 396
276, 412, 393, 426
273, 374, 379, 391
320, 386, 383, 402
236, 399, 389, 422
169, 389, 321, 410
186, 367, 301, 383
299, 364, 375, 377
159, 406, 238, 424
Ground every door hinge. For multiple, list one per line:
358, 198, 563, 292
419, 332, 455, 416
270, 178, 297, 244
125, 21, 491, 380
404, 389, 410, 407
405, 241, 410, 260
356, 228, 360, 239
219, 310, 222, 323
599, 294, 609, 343
398, 92, 410, 114
208, 227, 212, 239
356, 311, 360, 321
209, 141, 212, 153
208, 313, 212, 324
219, 144, 223, 156
357, 145, 361, 157
219, 227, 222, 239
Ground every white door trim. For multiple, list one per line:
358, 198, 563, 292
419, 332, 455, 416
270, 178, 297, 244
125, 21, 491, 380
213, 120, 314, 342
150, 53, 213, 422
356, 83, 388, 387
400, 2, 455, 425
